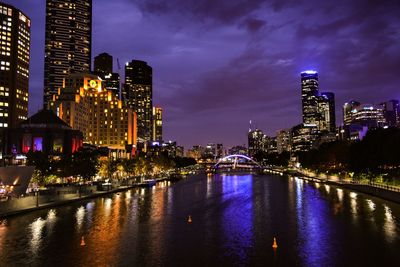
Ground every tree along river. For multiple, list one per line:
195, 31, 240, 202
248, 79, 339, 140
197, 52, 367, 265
0, 173, 399, 266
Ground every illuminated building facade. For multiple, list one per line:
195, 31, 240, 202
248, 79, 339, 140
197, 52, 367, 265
291, 124, 319, 152
3, 109, 83, 156
152, 106, 162, 142
301, 70, 319, 127
343, 101, 360, 127
248, 129, 267, 157
44, 0, 92, 107
0, 3, 30, 129
276, 129, 291, 153
320, 92, 335, 132
50, 73, 137, 154
124, 60, 153, 142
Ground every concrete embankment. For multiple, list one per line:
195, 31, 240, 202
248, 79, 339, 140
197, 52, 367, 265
0, 185, 136, 218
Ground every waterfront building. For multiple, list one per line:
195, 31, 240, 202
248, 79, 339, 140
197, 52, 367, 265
124, 60, 153, 142
291, 124, 319, 152
44, 0, 92, 108
2, 109, 83, 156
49, 73, 137, 156
152, 106, 162, 142
0, 3, 30, 129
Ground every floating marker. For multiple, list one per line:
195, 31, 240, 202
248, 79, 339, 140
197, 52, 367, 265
272, 237, 278, 249
187, 215, 192, 223
80, 236, 86, 246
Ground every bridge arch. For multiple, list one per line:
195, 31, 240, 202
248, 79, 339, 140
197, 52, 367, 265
214, 154, 262, 168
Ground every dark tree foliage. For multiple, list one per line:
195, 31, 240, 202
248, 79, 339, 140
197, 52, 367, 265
253, 151, 290, 166
298, 128, 400, 179
173, 157, 197, 168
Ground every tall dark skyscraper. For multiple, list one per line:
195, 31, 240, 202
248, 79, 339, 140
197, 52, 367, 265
301, 70, 319, 127
94, 52, 112, 75
93, 52, 120, 97
125, 60, 153, 142
320, 92, 336, 132
44, 0, 92, 108
0, 3, 30, 129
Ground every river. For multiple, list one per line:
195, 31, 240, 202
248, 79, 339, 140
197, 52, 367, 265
0, 173, 399, 266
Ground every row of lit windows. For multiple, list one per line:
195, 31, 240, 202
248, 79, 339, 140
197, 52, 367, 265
1, 6, 12, 16
0, 123, 9, 127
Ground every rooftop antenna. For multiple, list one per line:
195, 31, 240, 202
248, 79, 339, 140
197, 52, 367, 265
249, 120, 252, 132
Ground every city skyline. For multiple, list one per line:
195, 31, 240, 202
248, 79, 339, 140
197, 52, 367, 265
3, 0, 400, 148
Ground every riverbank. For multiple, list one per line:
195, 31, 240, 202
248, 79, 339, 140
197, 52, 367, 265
0, 174, 187, 218
265, 167, 400, 204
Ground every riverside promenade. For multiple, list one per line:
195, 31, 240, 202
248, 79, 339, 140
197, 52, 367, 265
265, 167, 400, 203
0, 175, 180, 218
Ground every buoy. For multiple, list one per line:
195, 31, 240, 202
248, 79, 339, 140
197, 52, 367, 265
187, 215, 192, 223
80, 236, 86, 246
272, 237, 278, 249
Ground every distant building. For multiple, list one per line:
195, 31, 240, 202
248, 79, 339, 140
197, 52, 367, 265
94, 52, 112, 75
228, 146, 248, 156
124, 60, 153, 142
248, 129, 267, 157
276, 129, 291, 154
0, 3, 30, 129
301, 70, 319, 127
343, 101, 361, 127
49, 73, 137, 156
320, 92, 336, 132
381, 100, 400, 127
187, 145, 204, 160
44, 0, 92, 108
3, 109, 83, 156
152, 107, 162, 142
93, 53, 120, 98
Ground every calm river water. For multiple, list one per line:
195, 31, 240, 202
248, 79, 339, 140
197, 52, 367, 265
0, 173, 399, 266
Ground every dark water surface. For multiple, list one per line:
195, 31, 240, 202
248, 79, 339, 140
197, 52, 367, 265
0, 174, 399, 266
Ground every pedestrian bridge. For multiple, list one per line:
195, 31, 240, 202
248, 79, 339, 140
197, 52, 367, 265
210, 154, 262, 173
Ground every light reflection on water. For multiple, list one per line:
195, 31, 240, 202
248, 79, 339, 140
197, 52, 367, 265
0, 174, 399, 266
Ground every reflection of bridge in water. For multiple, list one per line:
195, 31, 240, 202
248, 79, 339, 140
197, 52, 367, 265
208, 154, 263, 173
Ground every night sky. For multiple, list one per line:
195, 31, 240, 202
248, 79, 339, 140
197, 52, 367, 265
4, 0, 400, 149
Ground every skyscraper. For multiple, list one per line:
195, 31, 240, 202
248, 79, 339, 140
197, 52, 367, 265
320, 92, 336, 132
0, 3, 30, 129
301, 70, 319, 127
44, 0, 92, 108
152, 106, 162, 142
94, 52, 112, 75
124, 60, 153, 142
93, 52, 120, 97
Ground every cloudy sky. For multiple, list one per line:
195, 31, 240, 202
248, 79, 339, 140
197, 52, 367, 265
4, 0, 400, 148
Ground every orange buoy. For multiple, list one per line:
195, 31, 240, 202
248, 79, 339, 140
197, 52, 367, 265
272, 237, 278, 249
80, 236, 86, 246
187, 215, 192, 223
